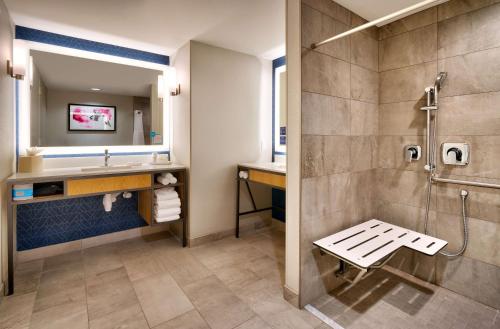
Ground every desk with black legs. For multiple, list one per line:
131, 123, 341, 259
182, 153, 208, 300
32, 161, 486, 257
235, 162, 286, 238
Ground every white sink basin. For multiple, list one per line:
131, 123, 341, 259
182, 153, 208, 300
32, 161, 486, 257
80, 164, 140, 172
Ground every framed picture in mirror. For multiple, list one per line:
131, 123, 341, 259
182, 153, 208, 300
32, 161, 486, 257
68, 104, 116, 131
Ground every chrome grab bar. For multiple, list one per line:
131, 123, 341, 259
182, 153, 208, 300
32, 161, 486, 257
432, 176, 500, 190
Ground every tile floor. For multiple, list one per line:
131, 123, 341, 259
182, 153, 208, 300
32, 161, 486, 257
311, 267, 500, 329
0, 229, 322, 329
1, 228, 498, 329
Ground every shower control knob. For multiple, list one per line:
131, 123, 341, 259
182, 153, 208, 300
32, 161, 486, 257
442, 143, 470, 166
404, 145, 421, 163
447, 147, 463, 162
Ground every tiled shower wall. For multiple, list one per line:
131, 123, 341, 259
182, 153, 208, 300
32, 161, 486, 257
300, 0, 379, 306
377, 0, 500, 309
300, 0, 500, 308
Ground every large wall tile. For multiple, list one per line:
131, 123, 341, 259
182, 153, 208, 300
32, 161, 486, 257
350, 32, 378, 71
302, 135, 325, 178
350, 136, 377, 172
438, 136, 500, 179
437, 0, 500, 21
377, 135, 425, 171
380, 61, 437, 103
302, 4, 350, 61
379, 100, 427, 136
302, 135, 350, 178
351, 13, 378, 40
301, 0, 350, 25
302, 92, 350, 136
349, 170, 377, 221
350, 100, 378, 136
436, 255, 500, 309
324, 136, 351, 175
439, 47, 500, 97
302, 49, 350, 98
301, 173, 351, 223
438, 4, 500, 58
379, 7, 437, 40
377, 169, 434, 209
436, 175, 500, 223
437, 213, 500, 266
351, 64, 378, 103
438, 92, 500, 136
379, 24, 437, 71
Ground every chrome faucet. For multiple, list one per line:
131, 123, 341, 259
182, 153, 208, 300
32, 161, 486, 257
104, 149, 110, 167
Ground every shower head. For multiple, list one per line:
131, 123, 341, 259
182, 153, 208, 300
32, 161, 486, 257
435, 72, 447, 90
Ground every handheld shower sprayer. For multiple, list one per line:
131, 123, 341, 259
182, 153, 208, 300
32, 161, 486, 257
422, 72, 469, 257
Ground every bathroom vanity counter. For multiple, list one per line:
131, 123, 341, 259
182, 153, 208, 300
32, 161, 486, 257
7, 163, 187, 183
238, 162, 286, 175
5, 164, 188, 296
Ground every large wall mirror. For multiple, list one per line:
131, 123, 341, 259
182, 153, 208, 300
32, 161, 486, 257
29, 50, 165, 148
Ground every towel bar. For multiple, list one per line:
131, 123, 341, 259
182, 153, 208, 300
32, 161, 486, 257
314, 219, 448, 286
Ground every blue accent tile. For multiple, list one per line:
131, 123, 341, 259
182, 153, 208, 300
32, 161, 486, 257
17, 193, 147, 251
15, 26, 169, 65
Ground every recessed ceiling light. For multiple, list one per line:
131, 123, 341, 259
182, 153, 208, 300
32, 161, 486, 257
90, 88, 101, 91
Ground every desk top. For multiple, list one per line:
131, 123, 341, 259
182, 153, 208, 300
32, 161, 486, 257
238, 162, 286, 175
8, 163, 187, 183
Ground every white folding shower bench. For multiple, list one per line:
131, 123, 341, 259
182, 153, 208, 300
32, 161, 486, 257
313, 219, 448, 285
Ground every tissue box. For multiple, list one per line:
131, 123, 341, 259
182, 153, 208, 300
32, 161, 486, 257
18, 155, 43, 173
13, 184, 33, 200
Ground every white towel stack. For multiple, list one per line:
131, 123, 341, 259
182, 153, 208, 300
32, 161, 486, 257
154, 187, 181, 223
157, 172, 177, 185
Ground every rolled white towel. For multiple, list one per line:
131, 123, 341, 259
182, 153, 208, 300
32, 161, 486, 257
155, 187, 175, 194
154, 207, 181, 217
155, 214, 180, 223
157, 176, 170, 185
155, 188, 178, 199
239, 171, 249, 179
155, 193, 178, 201
162, 172, 178, 184
155, 198, 181, 209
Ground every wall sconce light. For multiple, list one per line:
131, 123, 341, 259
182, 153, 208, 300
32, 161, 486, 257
167, 67, 180, 96
7, 40, 28, 80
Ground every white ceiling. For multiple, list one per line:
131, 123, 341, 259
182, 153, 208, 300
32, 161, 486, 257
334, 0, 448, 26
32, 50, 161, 96
5, 0, 286, 59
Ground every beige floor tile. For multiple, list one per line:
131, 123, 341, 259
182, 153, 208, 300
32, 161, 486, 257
152, 310, 209, 329
86, 267, 139, 321
42, 251, 82, 272
123, 255, 166, 282
183, 275, 255, 329
83, 244, 123, 277
29, 300, 88, 329
133, 272, 194, 327
34, 283, 86, 314
157, 249, 212, 287
89, 303, 148, 329
234, 316, 272, 329
14, 260, 44, 295
0, 292, 36, 329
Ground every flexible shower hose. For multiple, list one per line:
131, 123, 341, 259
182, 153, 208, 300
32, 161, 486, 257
423, 111, 469, 257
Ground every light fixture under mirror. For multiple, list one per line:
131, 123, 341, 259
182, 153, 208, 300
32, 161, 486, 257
29, 50, 165, 147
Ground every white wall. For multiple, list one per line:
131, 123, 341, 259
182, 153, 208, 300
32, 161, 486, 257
171, 43, 191, 167
189, 41, 272, 239
0, 0, 14, 289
